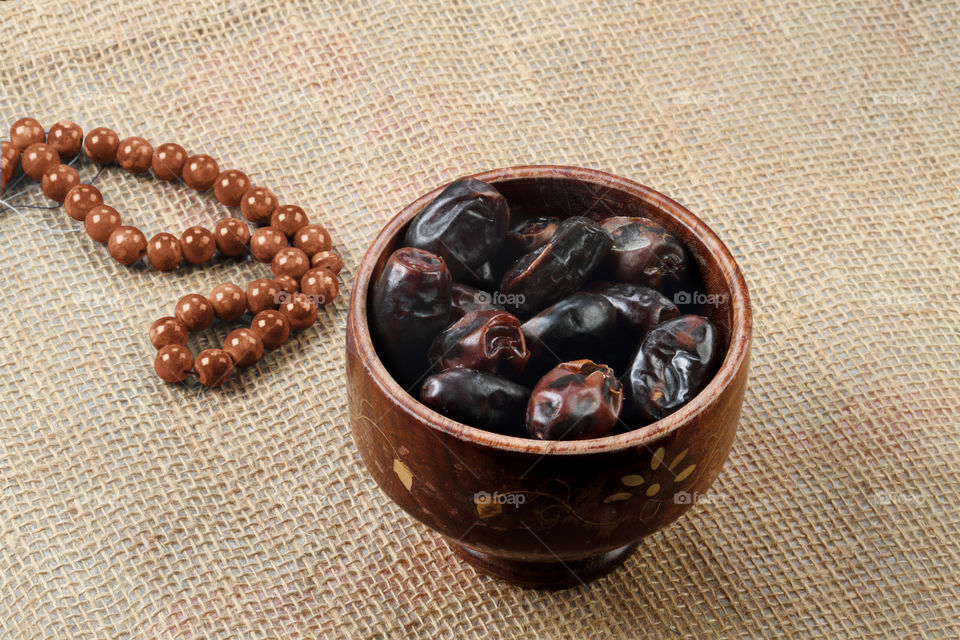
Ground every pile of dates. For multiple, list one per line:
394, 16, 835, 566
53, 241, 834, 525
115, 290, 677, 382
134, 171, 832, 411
370, 178, 722, 440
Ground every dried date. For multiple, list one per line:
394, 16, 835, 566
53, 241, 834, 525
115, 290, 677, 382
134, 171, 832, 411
421, 369, 530, 437
585, 281, 680, 334
526, 360, 623, 440
404, 178, 510, 278
600, 217, 688, 290
428, 309, 529, 377
626, 315, 721, 422
500, 216, 613, 316
371, 247, 452, 388
520, 293, 618, 376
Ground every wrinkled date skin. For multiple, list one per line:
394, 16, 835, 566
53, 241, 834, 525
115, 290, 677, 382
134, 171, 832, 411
520, 293, 618, 378
428, 309, 530, 377
421, 369, 530, 437
526, 360, 623, 440
371, 247, 452, 388
506, 216, 561, 254
585, 281, 681, 334
404, 178, 510, 278
449, 282, 504, 320
500, 216, 613, 316
600, 217, 689, 290
627, 315, 721, 423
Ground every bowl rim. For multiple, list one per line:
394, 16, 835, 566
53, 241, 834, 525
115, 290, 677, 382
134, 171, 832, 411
348, 165, 752, 455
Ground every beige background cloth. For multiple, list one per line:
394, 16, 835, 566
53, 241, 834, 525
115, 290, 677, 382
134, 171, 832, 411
1, 1, 958, 638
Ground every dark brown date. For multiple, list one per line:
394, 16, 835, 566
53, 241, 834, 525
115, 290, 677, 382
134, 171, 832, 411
428, 309, 530, 377
506, 216, 561, 254
526, 360, 623, 440
585, 281, 680, 334
626, 315, 721, 423
371, 247, 452, 388
449, 283, 504, 320
520, 293, 618, 376
421, 369, 530, 437
600, 217, 688, 290
403, 178, 510, 278
500, 216, 613, 316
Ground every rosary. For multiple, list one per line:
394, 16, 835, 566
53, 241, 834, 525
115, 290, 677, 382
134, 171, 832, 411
1, 118, 342, 387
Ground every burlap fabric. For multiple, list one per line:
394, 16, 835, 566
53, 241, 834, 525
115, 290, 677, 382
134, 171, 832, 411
1, 1, 957, 638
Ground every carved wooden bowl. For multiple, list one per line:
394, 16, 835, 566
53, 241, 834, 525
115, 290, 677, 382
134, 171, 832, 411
346, 165, 752, 588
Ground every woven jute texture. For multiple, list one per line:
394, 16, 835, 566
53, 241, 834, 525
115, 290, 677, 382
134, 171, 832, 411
1, 1, 958, 638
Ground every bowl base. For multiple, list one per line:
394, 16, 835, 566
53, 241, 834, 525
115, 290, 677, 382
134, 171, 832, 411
447, 540, 637, 589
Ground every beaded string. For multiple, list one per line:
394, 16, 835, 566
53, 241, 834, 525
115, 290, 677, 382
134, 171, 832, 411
1, 118, 342, 387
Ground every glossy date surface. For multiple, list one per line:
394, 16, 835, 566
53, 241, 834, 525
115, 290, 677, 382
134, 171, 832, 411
500, 216, 613, 316
520, 293, 618, 375
428, 309, 529, 377
585, 281, 680, 334
404, 178, 510, 277
600, 217, 688, 290
526, 360, 623, 440
371, 247, 452, 388
420, 369, 530, 437
626, 315, 721, 422
506, 216, 560, 254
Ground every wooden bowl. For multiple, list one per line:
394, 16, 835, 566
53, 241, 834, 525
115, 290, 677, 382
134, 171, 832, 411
346, 166, 752, 588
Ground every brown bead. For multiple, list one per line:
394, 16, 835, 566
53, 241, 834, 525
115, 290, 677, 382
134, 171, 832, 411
249, 227, 287, 263
1, 141, 20, 183
251, 310, 291, 350
64, 184, 103, 221
270, 204, 309, 238
300, 267, 339, 306
310, 250, 343, 274
213, 169, 250, 206
245, 278, 282, 314
116, 136, 154, 174
182, 154, 219, 191
10, 117, 45, 150
193, 348, 233, 387
175, 293, 214, 332
294, 224, 332, 255
154, 344, 194, 383
149, 316, 188, 349
214, 217, 251, 257
180, 226, 216, 264
152, 142, 187, 180
147, 232, 182, 271
240, 186, 277, 223
83, 127, 120, 164
84, 205, 122, 243
21, 143, 59, 180
280, 292, 318, 331
209, 283, 247, 321
274, 274, 299, 296
46, 121, 83, 159
107, 225, 147, 265
222, 328, 263, 368
271, 247, 310, 281
41, 164, 80, 202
